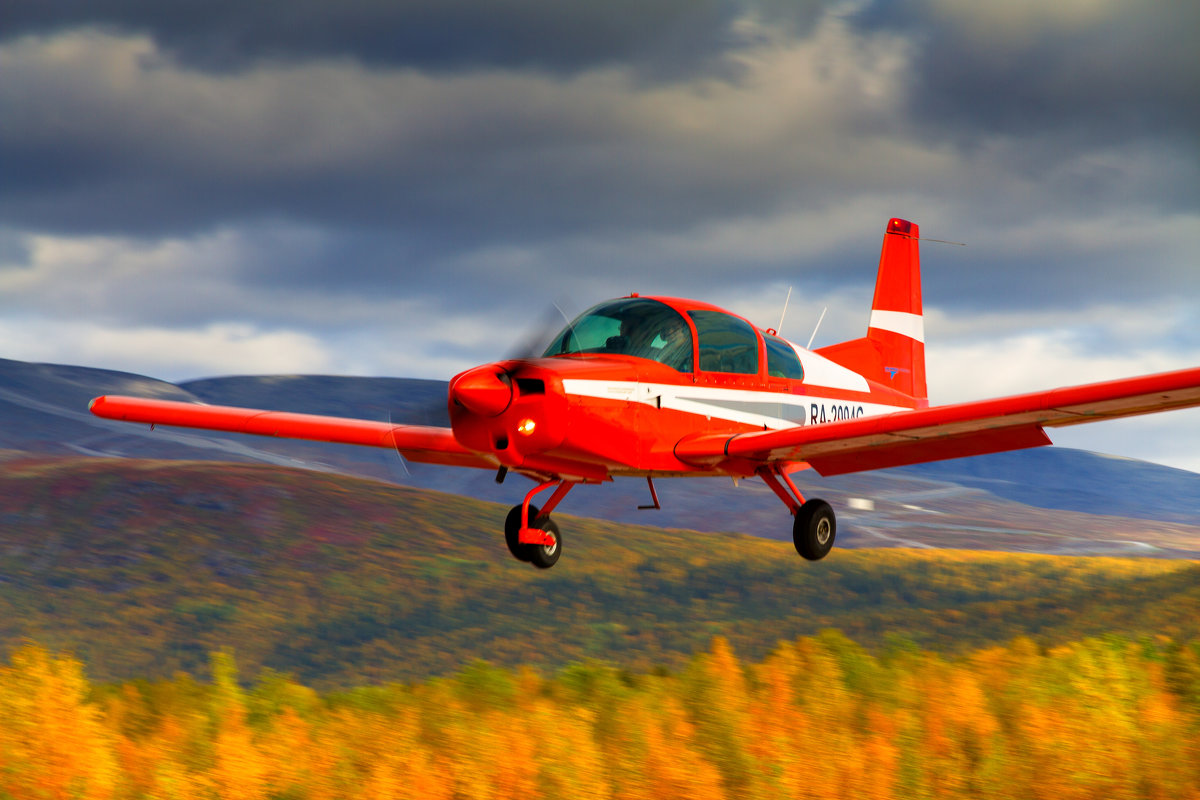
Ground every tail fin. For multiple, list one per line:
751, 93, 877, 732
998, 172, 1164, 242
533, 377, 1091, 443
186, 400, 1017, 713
815, 218, 928, 403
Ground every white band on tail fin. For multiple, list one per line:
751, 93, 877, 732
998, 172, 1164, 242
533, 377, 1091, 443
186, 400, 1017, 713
868, 310, 925, 343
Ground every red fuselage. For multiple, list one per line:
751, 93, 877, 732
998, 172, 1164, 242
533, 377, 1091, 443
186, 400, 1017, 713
448, 295, 918, 482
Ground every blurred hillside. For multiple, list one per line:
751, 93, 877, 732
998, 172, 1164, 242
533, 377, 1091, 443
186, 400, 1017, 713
4, 357, 1200, 555
4, 455, 1200, 688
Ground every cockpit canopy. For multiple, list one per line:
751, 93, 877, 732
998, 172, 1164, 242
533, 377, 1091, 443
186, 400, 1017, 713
543, 298, 693, 371
543, 296, 805, 381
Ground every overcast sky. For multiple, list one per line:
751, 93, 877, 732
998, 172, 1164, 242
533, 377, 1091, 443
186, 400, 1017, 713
2, 0, 1199, 470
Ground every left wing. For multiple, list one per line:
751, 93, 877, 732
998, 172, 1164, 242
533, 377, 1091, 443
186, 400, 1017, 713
675, 366, 1200, 476
88, 395, 497, 470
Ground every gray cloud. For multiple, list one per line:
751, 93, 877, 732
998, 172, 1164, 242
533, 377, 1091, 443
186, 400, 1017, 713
1, 0, 749, 75
4, 4, 1193, 251
0, 19, 921, 241
860, 1, 1200, 150
0, 1, 1195, 391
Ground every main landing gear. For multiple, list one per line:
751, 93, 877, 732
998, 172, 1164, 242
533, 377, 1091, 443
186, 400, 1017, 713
758, 466, 836, 561
793, 498, 836, 561
502, 470, 836, 568
505, 479, 575, 569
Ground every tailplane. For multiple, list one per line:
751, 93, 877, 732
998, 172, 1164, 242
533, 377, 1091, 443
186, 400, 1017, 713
816, 218, 928, 403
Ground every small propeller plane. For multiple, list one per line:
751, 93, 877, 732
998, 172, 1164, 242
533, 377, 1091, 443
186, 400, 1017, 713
89, 219, 1200, 569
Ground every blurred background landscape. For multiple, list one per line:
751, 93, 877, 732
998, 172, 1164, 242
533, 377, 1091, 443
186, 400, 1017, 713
5, 357, 1200, 798
5, 354, 1200, 683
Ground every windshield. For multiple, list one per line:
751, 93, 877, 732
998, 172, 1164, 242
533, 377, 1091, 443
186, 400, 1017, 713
543, 298, 693, 372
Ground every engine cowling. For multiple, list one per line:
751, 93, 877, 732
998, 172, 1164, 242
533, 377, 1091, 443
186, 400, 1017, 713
448, 361, 568, 469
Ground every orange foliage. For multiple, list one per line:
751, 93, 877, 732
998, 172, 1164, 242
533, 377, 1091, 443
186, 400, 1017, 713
639, 697, 726, 800
1, 635, 1200, 800
0, 644, 118, 800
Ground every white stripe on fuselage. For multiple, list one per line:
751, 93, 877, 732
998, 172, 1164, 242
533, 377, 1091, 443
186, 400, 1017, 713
560, 379, 908, 430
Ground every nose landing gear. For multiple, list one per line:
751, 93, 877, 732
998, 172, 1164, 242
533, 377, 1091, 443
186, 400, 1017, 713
504, 479, 575, 569
504, 503, 562, 569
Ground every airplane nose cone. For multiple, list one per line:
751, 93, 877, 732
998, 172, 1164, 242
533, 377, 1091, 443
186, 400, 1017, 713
450, 366, 513, 417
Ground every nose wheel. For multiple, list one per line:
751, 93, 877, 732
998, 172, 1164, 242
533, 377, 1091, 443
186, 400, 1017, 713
504, 503, 563, 569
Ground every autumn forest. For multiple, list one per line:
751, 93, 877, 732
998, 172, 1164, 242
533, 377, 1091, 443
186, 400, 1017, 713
5, 457, 1200, 798
7, 632, 1200, 799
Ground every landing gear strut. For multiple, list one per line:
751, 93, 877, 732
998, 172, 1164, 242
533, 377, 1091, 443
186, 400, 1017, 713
504, 479, 575, 569
758, 466, 836, 561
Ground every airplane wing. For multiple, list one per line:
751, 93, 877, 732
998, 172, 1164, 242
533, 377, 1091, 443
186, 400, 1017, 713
88, 395, 497, 470
675, 366, 1200, 476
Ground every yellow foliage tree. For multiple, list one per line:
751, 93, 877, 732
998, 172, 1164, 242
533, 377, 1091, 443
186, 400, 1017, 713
4, 631, 1200, 800
639, 696, 726, 800
208, 650, 270, 800
0, 644, 119, 800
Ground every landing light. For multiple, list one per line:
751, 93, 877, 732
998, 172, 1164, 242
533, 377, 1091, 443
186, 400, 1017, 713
517, 418, 537, 436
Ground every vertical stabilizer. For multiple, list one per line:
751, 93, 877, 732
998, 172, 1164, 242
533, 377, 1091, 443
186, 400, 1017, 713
816, 218, 928, 403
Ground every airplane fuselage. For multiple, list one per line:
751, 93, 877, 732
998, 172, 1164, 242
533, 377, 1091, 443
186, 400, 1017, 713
448, 295, 916, 481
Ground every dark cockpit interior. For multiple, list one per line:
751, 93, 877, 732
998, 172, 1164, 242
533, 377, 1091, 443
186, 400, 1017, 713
544, 298, 693, 371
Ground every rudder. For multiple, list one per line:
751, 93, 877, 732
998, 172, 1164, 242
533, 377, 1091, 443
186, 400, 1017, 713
816, 218, 928, 403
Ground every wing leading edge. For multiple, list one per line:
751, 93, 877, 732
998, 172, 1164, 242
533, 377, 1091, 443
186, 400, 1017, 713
88, 395, 497, 470
675, 366, 1200, 476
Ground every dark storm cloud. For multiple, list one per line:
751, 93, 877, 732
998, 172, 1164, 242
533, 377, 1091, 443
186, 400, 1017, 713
0, 19, 863, 248
855, 1, 1200, 150
2, 0, 758, 75
0, 0, 1194, 315
0, 82, 780, 248
0, 0, 828, 244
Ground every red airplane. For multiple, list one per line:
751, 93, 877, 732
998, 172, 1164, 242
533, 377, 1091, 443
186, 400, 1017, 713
89, 219, 1200, 569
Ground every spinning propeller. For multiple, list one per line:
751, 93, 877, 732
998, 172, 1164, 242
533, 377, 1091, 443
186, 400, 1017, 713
391, 301, 576, 457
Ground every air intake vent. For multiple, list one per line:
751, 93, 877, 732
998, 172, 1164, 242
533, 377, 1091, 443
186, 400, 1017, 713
516, 378, 545, 395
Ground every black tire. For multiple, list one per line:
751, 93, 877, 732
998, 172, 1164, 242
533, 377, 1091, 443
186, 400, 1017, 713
504, 504, 536, 562
794, 499, 835, 561
527, 517, 562, 570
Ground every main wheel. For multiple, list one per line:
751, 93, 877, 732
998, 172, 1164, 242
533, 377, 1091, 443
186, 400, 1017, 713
504, 504, 537, 562
527, 517, 562, 570
794, 499, 835, 561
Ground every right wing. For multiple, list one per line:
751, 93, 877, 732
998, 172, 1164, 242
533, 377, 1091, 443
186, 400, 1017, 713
88, 395, 497, 470
675, 366, 1200, 476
